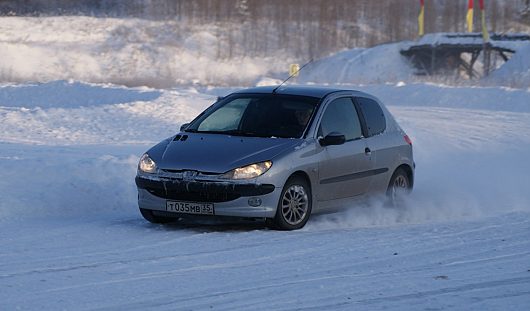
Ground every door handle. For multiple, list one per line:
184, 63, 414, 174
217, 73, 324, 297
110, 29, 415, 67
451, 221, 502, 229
365, 147, 371, 155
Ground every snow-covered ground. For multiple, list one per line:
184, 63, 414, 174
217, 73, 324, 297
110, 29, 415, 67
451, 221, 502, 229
1, 80, 530, 310
1, 14, 530, 311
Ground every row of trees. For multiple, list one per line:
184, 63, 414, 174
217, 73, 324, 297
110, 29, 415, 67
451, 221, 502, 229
1, 0, 528, 60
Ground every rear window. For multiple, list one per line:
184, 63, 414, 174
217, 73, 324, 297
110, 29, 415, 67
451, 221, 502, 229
357, 97, 386, 136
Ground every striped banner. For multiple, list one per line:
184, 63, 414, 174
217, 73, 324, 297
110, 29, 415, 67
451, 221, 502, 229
479, 0, 490, 42
467, 0, 474, 32
418, 0, 425, 36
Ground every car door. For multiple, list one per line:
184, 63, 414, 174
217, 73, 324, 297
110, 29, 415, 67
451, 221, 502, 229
317, 97, 374, 202
354, 96, 391, 193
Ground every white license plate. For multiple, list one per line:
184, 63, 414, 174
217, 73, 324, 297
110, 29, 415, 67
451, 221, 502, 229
166, 200, 214, 215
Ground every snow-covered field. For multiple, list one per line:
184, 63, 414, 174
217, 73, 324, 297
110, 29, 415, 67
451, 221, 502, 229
1, 15, 530, 311
1, 80, 530, 310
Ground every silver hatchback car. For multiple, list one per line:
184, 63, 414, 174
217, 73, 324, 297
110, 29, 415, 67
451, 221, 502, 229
136, 86, 414, 230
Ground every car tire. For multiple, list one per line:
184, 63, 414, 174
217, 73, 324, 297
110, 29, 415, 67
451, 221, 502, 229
269, 177, 312, 230
386, 167, 411, 207
139, 208, 173, 224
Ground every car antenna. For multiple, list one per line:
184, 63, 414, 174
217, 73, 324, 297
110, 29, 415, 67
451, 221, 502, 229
272, 59, 313, 94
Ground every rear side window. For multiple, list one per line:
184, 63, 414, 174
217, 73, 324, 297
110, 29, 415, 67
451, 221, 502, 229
357, 97, 386, 136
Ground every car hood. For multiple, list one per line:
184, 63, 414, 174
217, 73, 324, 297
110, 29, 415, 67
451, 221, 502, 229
151, 133, 301, 173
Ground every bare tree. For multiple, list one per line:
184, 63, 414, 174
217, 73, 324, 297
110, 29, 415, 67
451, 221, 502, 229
0, 0, 525, 59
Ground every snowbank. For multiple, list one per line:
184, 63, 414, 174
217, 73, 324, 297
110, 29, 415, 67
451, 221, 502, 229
298, 44, 414, 85
297, 32, 530, 87
0, 80, 160, 108
487, 43, 530, 88
0, 81, 211, 145
356, 82, 530, 113
0, 16, 294, 88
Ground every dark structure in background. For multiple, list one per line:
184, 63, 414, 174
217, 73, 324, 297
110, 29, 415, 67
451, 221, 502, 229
400, 33, 530, 79
0, 0, 528, 61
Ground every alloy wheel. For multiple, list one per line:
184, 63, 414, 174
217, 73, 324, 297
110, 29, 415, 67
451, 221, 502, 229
391, 174, 409, 202
281, 185, 309, 226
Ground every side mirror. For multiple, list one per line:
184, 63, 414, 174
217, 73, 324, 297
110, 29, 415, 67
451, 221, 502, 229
319, 132, 346, 146
180, 123, 190, 131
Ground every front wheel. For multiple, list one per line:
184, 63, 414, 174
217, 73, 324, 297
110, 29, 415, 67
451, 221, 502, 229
386, 168, 411, 207
269, 177, 312, 230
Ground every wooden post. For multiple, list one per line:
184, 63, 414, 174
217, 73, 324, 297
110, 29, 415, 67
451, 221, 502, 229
469, 51, 480, 79
479, 0, 491, 76
431, 47, 436, 75
483, 42, 491, 76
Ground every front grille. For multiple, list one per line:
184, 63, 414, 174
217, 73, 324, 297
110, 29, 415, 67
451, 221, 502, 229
161, 169, 219, 176
136, 176, 275, 203
146, 187, 241, 203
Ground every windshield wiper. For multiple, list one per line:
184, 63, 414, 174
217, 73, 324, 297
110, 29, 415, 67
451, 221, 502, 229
227, 130, 273, 138
191, 130, 232, 135
187, 129, 273, 138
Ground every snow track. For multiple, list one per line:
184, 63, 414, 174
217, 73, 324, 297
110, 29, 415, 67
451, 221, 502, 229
2, 214, 529, 310
1, 81, 529, 310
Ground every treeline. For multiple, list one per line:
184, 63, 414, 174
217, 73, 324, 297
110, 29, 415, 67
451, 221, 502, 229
1, 0, 527, 59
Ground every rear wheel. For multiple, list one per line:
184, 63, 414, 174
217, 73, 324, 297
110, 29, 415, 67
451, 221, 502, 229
139, 208, 173, 224
386, 168, 411, 207
269, 177, 312, 230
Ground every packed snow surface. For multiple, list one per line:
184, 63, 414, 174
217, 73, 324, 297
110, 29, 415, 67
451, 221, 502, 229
1, 80, 530, 310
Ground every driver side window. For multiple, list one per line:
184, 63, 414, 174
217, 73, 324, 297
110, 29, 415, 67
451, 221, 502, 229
198, 98, 250, 131
318, 97, 362, 141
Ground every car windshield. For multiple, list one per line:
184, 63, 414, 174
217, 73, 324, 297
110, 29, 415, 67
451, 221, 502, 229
186, 94, 319, 138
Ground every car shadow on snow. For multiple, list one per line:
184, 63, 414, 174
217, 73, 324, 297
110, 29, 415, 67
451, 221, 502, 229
138, 216, 269, 233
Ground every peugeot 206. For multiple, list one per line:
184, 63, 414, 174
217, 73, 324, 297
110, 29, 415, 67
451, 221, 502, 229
135, 86, 414, 230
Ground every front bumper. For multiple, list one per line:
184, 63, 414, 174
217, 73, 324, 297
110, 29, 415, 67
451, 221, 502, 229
136, 176, 281, 218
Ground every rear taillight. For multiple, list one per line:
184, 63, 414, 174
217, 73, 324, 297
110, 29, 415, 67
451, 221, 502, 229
404, 135, 412, 145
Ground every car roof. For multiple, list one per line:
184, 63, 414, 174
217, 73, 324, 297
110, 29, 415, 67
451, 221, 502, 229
233, 85, 371, 99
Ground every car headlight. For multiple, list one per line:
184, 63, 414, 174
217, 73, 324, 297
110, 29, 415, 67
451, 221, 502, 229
138, 153, 157, 174
220, 161, 272, 180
